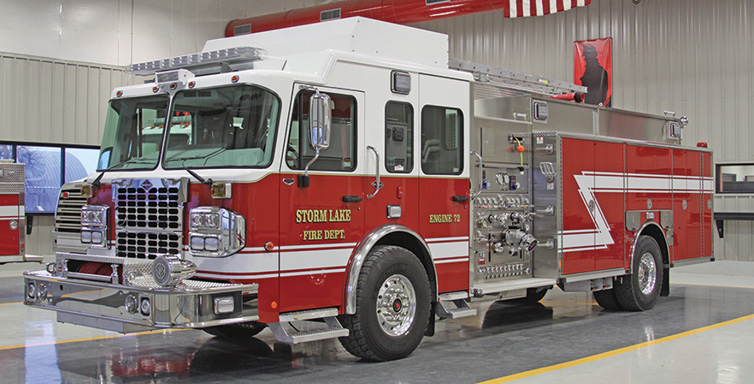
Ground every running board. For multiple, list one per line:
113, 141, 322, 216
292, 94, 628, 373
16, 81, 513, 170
269, 314, 349, 344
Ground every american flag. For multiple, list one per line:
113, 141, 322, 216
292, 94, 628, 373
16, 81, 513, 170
504, 0, 591, 18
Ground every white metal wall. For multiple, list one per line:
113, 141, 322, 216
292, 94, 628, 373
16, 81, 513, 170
415, 0, 753, 261
0, 53, 133, 146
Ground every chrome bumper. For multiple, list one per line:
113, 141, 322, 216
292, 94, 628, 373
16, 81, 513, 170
24, 270, 259, 333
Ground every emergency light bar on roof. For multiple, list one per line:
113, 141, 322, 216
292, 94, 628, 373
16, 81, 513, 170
127, 47, 266, 76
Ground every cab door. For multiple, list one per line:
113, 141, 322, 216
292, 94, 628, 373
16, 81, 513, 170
417, 74, 470, 294
278, 86, 365, 313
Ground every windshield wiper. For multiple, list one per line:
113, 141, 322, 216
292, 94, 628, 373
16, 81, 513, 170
91, 163, 124, 189
182, 159, 213, 186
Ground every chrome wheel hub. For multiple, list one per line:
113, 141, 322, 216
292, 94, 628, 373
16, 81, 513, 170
376, 274, 417, 336
638, 253, 657, 295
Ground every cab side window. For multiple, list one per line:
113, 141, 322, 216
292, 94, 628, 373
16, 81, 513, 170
385, 101, 413, 173
420, 105, 463, 175
287, 90, 357, 171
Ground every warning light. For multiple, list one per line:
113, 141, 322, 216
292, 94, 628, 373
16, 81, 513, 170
271, 301, 278, 309
264, 241, 275, 251
696, 142, 708, 148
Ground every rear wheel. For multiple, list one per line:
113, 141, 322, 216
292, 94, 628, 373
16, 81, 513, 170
614, 236, 663, 311
339, 245, 430, 361
203, 321, 267, 339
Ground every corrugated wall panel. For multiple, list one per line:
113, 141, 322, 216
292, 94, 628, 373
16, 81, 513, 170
415, 0, 753, 260
0, 53, 134, 146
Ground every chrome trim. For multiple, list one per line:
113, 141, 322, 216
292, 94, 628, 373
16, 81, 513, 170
366, 146, 382, 199
470, 151, 483, 199
23, 269, 258, 332
672, 256, 714, 268
345, 224, 437, 314
561, 268, 627, 283
188, 206, 246, 257
631, 221, 671, 272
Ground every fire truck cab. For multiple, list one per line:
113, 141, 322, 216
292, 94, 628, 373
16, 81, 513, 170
24, 17, 713, 361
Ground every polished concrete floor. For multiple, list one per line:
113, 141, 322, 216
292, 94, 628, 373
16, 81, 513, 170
2, 260, 754, 383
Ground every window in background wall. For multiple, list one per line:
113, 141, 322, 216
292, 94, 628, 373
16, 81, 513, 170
16, 146, 62, 214
1, 143, 100, 214
0, 145, 12, 160
717, 164, 754, 193
65, 148, 100, 183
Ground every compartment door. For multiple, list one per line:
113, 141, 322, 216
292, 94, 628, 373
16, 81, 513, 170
0, 194, 21, 257
560, 138, 596, 274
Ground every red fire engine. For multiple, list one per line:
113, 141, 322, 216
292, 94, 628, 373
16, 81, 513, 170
0, 160, 31, 263
24, 18, 713, 361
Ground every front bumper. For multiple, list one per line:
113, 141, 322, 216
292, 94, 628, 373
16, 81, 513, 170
24, 270, 259, 333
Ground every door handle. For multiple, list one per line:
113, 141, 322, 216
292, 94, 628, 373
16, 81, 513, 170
452, 195, 469, 203
366, 146, 382, 199
342, 195, 363, 203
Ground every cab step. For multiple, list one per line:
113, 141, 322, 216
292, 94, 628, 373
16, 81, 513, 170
436, 297, 477, 319
269, 312, 349, 344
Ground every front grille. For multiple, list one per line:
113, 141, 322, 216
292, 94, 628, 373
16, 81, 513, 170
113, 178, 186, 259
115, 185, 181, 230
116, 231, 181, 260
55, 183, 87, 233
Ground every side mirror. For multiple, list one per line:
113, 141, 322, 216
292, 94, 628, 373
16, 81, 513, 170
309, 92, 331, 150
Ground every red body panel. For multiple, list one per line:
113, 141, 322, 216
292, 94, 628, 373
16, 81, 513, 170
419, 178, 470, 293
561, 138, 597, 274
671, 149, 703, 261
0, 194, 21, 257
561, 137, 710, 276
593, 141, 625, 271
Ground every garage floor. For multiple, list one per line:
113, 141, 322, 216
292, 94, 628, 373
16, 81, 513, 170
2, 261, 754, 383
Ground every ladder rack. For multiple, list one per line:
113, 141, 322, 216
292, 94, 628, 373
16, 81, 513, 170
449, 58, 586, 98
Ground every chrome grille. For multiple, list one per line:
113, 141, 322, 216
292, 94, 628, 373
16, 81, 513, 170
55, 183, 87, 234
116, 231, 181, 260
113, 178, 186, 259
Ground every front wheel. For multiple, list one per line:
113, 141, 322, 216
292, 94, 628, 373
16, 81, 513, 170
614, 236, 664, 311
339, 245, 431, 361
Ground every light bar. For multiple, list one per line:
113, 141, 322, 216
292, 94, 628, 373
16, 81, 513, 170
127, 47, 266, 76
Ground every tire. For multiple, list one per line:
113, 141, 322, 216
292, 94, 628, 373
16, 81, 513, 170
614, 236, 664, 311
513, 287, 550, 304
593, 288, 622, 310
339, 245, 431, 361
203, 321, 267, 339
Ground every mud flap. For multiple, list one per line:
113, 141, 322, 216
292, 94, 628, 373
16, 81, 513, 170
660, 267, 670, 297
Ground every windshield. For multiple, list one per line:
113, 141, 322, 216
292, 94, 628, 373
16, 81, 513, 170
163, 84, 280, 169
97, 95, 169, 170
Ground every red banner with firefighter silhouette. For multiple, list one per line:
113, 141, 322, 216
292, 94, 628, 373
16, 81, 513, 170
574, 38, 612, 107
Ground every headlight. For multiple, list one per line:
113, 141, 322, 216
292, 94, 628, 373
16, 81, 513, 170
80, 205, 109, 247
81, 205, 108, 226
188, 207, 245, 257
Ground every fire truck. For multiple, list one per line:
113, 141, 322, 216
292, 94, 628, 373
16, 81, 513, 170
24, 18, 713, 361
0, 160, 33, 264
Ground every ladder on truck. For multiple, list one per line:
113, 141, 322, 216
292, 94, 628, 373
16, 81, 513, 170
449, 58, 586, 98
